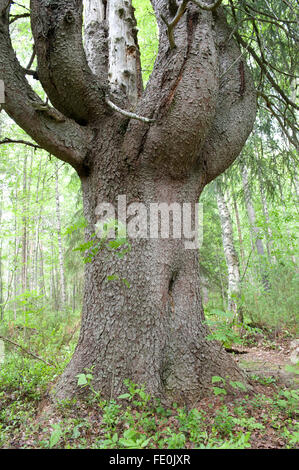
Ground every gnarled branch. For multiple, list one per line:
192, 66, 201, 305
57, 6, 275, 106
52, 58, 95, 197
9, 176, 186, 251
0, 0, 91, 174
30, 0, 107, 125
124, 0, 220, 175
200, 13, 257, 184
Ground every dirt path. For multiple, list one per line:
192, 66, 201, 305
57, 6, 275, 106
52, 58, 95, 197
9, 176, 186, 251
233, 339, 299, 388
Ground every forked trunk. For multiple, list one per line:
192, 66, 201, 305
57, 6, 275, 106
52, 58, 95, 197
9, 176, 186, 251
0, 1, 256, 405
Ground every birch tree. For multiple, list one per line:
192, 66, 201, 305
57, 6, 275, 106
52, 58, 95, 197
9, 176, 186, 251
216, 183, 242, 321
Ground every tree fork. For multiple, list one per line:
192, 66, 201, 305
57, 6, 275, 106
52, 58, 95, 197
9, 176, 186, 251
0, 0, 257, 404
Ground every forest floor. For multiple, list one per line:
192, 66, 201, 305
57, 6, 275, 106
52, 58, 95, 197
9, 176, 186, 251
0, 331, 298, 449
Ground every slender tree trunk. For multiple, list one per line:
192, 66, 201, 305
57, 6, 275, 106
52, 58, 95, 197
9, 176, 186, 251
33, 159, 42, 291
72, 282, 76, 313
242, 166, 265, 257
216, 249, 226, 311
259, 180, 275, 263
26, 153, 33, 291
55, 162, 66, 310
13, 184, 18, 321
0, 187, 3, 320
232, 193, 245, 268
50, 241, 57, 311
21, 154, 28, 294
256, 139, 276, 264
242, 166, 269, 290
39, 241, 46, 298
216, 184, 242, 321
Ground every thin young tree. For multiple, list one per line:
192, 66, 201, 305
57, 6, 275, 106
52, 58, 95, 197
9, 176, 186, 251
55, 161, 67, 310
216, 182, 242, 321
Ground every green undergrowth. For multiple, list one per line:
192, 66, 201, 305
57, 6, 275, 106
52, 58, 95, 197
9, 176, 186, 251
0, 363, 298, 449
0, 307, 298, 449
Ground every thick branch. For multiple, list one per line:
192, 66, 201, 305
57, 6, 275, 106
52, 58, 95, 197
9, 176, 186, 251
200, 11, 257, 183
30, 0, 107, 124
162, 0, 223, 49
0, 0, 91, 173
124, 1, 220, 176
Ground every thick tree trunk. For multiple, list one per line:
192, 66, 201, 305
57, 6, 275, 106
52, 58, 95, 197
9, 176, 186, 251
1, 1, 256, 405
55, 126, 245, 405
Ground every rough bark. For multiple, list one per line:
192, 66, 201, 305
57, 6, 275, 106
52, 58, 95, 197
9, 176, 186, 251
55, 145, 245, 404
0, 1, 257, 404
0, 0, 91, 173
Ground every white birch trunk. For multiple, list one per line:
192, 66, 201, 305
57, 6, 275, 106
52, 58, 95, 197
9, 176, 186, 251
84, 0, 108, 80
242, 166, 265, 257
259, 180, 276, 263
216, 184, 241, 319
232, 193, 245, 268
84, 0, 142, 107
242, 166, 270, 290
107, 0, 142, 107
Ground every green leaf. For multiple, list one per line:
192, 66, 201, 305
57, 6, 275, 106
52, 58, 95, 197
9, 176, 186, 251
212, 376, 225, 384
49, 424, 63, 448
118, 393, 131, 400
107, 275, 120, 282
77, 373, 88, 386
213, 387, 227, 396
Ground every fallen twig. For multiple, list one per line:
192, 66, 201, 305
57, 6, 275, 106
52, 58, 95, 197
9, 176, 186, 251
0, 334, 55, 367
